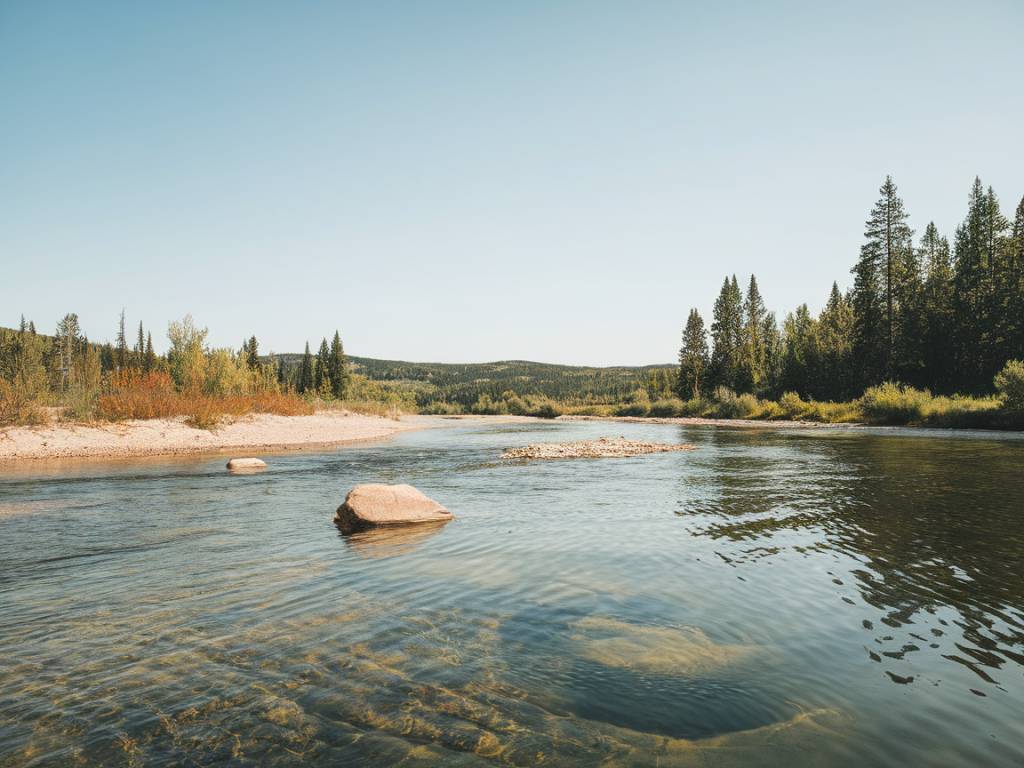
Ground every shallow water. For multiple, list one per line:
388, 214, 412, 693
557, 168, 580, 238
1, 420, 1023, 766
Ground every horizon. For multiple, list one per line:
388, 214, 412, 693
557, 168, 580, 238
3, 1, 1023, 365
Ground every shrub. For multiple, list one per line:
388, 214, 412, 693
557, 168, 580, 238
778, 391, 809, 420
859, 382, 932, 424
61, 385, 99, 422
0, 380, 45, 427
648, 398, 685, 417
614, 401, 650, 417
680, 397, 711, 416
995, 360, 1024, 411
714, 390, 760, 419
529, 402, 562, 419
807, 400, 862, 423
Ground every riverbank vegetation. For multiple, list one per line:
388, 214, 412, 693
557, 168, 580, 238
3, 175, 1023, 430
0, 315, 372, 428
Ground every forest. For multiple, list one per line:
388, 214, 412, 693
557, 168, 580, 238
2, 176, 1023, 429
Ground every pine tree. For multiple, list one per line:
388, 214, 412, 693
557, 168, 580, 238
115, 309, 129, 371
816, 283, 854, 399
737, 275, 768, 394
852, 176, 913, 386
677, 309, 709, 399
144, 332, 156, 373
297, 342, 314, 394
247, 335, 260, 371
135, 321, 145, 368
314, 338, 330, 395
708, 275, 744, 391
780, 305, 818, 396
953, 178, 1008, 390
919, 223, 955, 391
1008, 196, 1024, 359
100, 343, 115, 373
328, 331, 349, 399
277, 358, 288, 389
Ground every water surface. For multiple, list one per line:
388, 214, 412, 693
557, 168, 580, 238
1, 420, 1023, 766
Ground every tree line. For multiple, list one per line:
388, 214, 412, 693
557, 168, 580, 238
0, 312, 350, 409
678, 177, 1024, 401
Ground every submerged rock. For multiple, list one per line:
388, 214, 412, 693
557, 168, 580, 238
227, 457, 267, 471
569, 616, 756, 676
335, 484, 453, 533
503, 437, 696, 460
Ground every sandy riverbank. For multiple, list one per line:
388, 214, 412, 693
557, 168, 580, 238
0, 411, 428, 462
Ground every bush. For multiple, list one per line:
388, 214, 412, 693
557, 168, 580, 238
648, 398, 685, 417
712, 388, 760, 419
995, 360, 1024, 411
859, 382, 931, 424
530, 402, 562, 419
614, 401, 650, 417
61, 385, 100, 422
680, 397, 711, 416
0, 380, 45, 427
778, 391, 809, 420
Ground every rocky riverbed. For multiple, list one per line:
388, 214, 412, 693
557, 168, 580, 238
502, 436, 696, 460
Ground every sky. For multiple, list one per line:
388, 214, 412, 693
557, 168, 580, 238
2, 1, 1022, 366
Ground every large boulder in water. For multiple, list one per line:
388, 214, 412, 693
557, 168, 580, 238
335, 483, 452, 533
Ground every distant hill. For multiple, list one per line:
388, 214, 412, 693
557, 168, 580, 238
2, 325, 674, 407
276, 354, 675, 406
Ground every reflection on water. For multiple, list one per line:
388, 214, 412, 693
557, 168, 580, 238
1, 421, 1023, 766
340, 521, 451, 559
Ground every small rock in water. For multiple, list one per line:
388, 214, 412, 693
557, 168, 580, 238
335, 483, 453, 533
227, 457, 267, 471
502, 436, 696, 461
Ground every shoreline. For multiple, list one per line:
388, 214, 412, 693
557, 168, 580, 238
0, 411, 431, 463
4, 410, 1021, 465
560, 414, 859, 429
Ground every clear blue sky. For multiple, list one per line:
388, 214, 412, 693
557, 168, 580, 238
2, 1, 1022, 365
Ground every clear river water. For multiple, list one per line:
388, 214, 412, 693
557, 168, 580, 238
1, 419, 1023, 766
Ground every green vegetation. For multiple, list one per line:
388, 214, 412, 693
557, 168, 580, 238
3, 175, 1023, 431
0, 315, 354, 429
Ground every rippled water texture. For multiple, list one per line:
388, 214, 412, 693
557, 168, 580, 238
2, 420, 1024, 766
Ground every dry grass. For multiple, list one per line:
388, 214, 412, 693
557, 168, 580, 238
97, 371, 313, 429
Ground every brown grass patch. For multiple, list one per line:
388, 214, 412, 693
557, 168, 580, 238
97, 371, 313, 429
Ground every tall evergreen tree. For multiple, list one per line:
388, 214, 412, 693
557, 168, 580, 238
115, 309, 129, 371
815, 283, 854, 400
708, 275, 744, 391
1008, 196, 1024, 358
737, 275, 768, 394
780, 305, 818, 397
144, 332, 156, 373
677, 309, 709, 399
919, 223, 955, 391
314, 338, 331, 395
135, 321, 145, 368
953, 178, 1008, 389
328, 331, 349, 399
852, 176, 913, 385
246, 335, 260, 371
297, 342, 314, 394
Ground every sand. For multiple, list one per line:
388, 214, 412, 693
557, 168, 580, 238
0, 411, 425, 462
